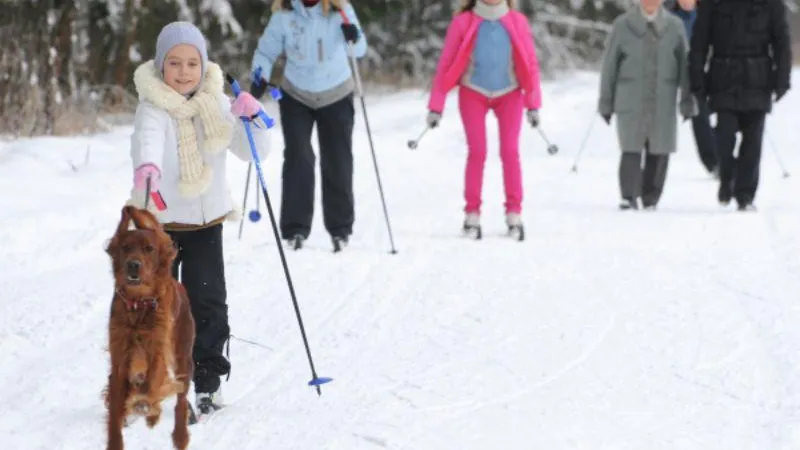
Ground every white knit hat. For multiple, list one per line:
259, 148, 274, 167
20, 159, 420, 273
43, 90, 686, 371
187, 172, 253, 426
154, 21, 209, 75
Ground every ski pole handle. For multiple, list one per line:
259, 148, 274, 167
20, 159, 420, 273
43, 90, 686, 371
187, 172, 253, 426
143, 175, 167, 211
252, 67, 282, 101
226, 73, 276, 129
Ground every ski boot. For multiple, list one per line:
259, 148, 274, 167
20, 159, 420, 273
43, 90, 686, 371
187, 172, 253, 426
194, 391, 224, 421
332, 235, 349, 253
287, 234, 305, 250
506, 213, 524, 242
462, 212, 481, 240
737, 202, 757, 212
619, 197, 639, 210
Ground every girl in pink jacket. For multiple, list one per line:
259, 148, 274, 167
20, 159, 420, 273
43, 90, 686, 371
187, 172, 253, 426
427, 0, 542, 241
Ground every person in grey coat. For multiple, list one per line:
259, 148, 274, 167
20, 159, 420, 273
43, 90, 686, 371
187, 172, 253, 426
598, 0, 697, 210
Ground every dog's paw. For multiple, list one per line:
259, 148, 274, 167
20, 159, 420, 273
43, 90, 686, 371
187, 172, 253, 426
133, 399, 150, 415
146, 412, 161, 428
122, 414, 140, 428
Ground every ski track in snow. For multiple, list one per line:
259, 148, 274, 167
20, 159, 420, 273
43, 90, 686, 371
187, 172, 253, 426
1, 70, 799, 449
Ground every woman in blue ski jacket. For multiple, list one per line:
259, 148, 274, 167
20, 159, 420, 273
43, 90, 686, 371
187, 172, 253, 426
251, 0, 367, 252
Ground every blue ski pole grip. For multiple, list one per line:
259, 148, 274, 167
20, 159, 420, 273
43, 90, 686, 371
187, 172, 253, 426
257, 110, 275, 129
269, 86, 282, 101
226, 73, 242, 96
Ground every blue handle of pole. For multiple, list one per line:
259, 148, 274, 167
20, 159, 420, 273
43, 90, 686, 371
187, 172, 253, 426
252, 67, 283, 101
228, 74, 277, 129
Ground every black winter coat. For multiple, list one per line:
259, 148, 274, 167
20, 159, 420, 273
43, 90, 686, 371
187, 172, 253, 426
688, 0, 791, 112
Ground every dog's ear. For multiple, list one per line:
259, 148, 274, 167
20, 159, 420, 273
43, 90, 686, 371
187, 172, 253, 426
128, 207, 161, 232
119, 206, 136, 232
106, 206, 134, 255
157, 234, 178, 276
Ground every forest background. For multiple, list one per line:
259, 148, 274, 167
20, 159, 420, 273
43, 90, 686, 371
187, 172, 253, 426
1, 0, 799, 136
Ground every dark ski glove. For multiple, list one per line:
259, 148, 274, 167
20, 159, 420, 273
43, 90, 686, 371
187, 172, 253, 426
341, 23, 359, 43
250, 79, 267, 99
526, 109, 540, 128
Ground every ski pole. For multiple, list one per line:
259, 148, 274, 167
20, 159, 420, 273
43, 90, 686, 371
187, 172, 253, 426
250, 174, 262, 222
238, 163, 252, 240
144, 176, 152, 210
226, 73, 332, 395
536, 128, 559, 155
571, 114, 597, 173
339, 10, 398, 255
765, 129, 790, 178
407, 126, 430, 150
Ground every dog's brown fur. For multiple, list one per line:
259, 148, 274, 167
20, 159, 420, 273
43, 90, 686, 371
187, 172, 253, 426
104, 206, 195, 450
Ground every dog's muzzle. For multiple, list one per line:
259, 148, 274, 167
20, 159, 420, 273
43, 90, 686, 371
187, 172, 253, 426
126, 259, 142, 284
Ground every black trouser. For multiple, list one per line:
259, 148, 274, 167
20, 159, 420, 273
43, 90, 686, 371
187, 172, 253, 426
714, 110, 766, 206
692, 94, 718, 173
278, 92, 355, 240
168, 224, 230, 394
619, 140, 670, 207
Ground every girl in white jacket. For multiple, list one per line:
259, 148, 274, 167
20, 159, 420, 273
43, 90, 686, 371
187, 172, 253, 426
127, 21, 269, 416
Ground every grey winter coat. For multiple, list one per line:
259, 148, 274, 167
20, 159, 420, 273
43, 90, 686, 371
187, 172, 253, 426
598, 7, 697, 155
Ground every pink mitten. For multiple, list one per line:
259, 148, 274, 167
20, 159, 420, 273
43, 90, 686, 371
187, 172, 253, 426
230, 92, 262, 118
133, 164, 161, 191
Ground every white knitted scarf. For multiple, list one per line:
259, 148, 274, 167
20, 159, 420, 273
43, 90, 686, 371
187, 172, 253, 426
133, 60, 234, 197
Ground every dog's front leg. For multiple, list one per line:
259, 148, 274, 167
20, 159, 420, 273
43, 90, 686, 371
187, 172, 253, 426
106, 367, 128, 450
128, 340, 148, 387
144, 351, 182, 428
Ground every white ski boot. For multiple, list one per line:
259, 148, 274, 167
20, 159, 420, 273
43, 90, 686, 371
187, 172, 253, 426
506, 213, 524, 242
462, 212, 482, 240
195, 390, 224, 418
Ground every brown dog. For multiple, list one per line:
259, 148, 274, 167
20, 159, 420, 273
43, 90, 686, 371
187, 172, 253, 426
104, 205, 195, 450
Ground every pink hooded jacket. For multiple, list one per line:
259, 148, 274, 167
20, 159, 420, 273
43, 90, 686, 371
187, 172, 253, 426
428, 9, 543, 113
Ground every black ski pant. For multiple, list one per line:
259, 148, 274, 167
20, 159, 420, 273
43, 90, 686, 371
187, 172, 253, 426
619, 140, 670, 207
168, 224, 230, 394
714, 110, 766, 206
692, 94, 718, 173
278, 92, 355, 240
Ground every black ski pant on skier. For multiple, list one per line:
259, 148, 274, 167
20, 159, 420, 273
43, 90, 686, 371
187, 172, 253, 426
168, 224, 231, 394
714, 110, 766, 208
278, 92, 355, 242
691, 94, 718, 174
619, 140, 670, 209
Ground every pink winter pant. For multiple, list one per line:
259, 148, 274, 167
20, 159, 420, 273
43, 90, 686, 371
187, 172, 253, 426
458, 86, 524, 214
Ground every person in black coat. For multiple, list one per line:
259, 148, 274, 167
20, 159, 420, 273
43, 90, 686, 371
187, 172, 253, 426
688, 0, 791, 210
667, 0, 719, 177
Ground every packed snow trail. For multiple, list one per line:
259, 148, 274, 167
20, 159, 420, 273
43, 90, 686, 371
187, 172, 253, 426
1, 71, 799, 449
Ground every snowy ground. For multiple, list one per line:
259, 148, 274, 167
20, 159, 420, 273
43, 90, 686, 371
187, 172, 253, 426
1, 70, 799, 450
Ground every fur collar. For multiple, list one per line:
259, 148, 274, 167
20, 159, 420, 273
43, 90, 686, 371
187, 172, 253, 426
134, 60, 225, 111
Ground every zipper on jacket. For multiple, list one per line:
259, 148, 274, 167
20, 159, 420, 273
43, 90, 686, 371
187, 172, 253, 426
318, 38, 324, 62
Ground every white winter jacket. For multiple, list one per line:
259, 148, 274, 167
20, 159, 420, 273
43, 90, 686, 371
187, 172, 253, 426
127, 61, 271, 226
